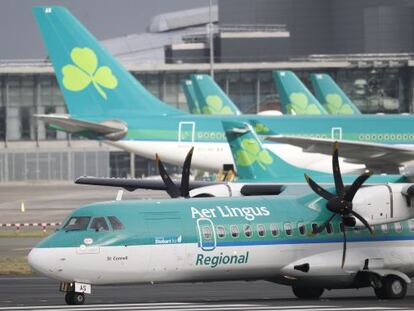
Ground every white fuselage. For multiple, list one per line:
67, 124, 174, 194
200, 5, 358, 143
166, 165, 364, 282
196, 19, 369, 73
29, 239, 414, 287
106, 140, 364, 173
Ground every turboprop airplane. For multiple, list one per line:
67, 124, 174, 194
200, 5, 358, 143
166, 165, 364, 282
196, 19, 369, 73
28, 142, 414, 305
310, 73, 361, 115
33, 6, 414, 174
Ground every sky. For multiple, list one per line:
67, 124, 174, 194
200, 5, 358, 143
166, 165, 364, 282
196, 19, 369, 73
0, 0, 209, 59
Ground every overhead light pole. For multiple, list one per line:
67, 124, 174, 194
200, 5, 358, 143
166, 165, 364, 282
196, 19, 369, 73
209, 0, 214, 78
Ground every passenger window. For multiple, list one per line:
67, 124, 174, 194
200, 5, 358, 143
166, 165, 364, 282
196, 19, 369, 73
108, 216, 124, 230
63, 216, 91, 231
394, 222, 402, 233
217, 226, 226, 239
298, 223, 305, 235
230, 225, 239, 238
409, 220, 414, 232
326, 223, 333, 234
339, 222, 344, 233
381, 224, 388, 233
270, 224, 279, 237
311, 223, 319, 234
257, 224, 266, 237
243, 225, 252, 238
284, 223, 293, 236
90, 217, 109, 232
202, 226, 212, 239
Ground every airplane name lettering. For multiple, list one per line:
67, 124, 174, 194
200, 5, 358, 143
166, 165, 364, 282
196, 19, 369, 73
196, 251, 249, 268
191, 206, 270, 221
107, 256, 128, 261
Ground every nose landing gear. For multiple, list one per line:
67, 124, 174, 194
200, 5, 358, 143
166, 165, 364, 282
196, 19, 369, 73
60, 282, 90, 305
65, 292, 85, 305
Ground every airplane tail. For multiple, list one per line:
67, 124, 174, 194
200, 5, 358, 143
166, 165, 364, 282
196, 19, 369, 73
222, 121, 310, 181
181, 80, 201, 114
310, 73, 361, 115
272, 70, 327, 115
33, 6, 182, 120
191, 74, 241, 115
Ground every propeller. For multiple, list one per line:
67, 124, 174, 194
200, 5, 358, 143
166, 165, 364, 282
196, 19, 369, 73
304, 142, 374, 268
156, 147, 194, 198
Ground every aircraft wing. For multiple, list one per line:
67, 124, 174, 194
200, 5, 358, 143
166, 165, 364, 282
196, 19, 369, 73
34, 114, 127, 141
266, 135, 414, 173
75, 176, 217, 192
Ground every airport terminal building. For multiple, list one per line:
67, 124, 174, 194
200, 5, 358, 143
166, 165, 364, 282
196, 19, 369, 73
1, 0, 414, 182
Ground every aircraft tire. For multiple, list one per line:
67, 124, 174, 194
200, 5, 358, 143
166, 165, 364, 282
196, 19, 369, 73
292, 286, 324, 299
65, 292, 85, 305
375, 275, 407, 300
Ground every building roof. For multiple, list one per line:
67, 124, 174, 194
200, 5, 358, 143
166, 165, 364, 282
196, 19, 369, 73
148, 5, 218, 33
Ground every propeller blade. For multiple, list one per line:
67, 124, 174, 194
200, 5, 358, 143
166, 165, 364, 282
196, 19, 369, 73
180, 147, 194, 197
344, 170, 373, 202
332, 142, 345, 197
349, 210, 374, 235
341, 223, 347, 269
156, 154, 181, 198
312, 213, 336, 234
304, 174, 335, 201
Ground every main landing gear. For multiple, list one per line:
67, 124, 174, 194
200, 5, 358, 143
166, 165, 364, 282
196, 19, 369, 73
374, 275, 407, 300
292, 286, 324, 299
60, 282, 90, 305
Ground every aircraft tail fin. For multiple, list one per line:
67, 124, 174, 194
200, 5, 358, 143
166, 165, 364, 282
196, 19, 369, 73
272, 70, 327, 115
191, 74, 241, 115
310, 73, 361, 115
222, 121, 307, 181
33, 6, 182, 120
181, 80, 201, 114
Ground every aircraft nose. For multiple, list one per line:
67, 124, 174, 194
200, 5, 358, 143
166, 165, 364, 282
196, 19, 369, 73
28, 248, 56, 276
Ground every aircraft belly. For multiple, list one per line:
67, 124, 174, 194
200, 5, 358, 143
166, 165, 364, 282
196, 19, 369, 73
106, 140, 363, 173
106, 141, 233, 171
35, 240, 414, 286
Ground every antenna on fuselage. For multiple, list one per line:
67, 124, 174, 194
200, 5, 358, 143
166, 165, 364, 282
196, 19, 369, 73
116, 190, 124, 201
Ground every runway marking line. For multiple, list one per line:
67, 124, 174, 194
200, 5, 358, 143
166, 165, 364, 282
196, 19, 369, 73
0, 304, 408, 311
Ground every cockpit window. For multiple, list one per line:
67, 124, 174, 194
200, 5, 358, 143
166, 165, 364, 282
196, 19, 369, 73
108, 216, 124, 230
90, 217, 109, 232
63, 216, 91, 231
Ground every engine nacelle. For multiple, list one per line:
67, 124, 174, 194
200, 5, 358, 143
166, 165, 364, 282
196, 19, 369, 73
352, 183, 414, 226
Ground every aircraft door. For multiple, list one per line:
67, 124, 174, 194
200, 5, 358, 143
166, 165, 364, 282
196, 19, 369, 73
178, 121, 195, 147
144, 212, 186, 272
331, 127, 342, 140
197, 218, 216, 251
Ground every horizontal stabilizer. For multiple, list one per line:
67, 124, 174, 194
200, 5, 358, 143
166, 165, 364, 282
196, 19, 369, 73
35, 114, 127, 141
75, 176, 216, 192
267, 135, 414, 174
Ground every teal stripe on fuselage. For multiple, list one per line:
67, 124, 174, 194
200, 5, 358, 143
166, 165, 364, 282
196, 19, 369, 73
116, 114, 414, 144
34, 192, 414, 250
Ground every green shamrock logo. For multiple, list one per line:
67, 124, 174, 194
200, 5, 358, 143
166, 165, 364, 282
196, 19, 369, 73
202, 95, 233, 115
254, 123, 270, 133
325, 94, 354, 115
62, 47, 118, 100
235, 139, 273, 170
287, 92, 321, 115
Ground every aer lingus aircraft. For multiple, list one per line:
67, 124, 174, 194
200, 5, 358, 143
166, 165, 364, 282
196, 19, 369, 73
28, 139, 414, 304
310, 73, 361, 115
33, 6, 414, 174
181, 79, 201, 114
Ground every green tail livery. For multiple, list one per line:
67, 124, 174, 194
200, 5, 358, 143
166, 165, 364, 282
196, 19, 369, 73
310, 73, 361, 115
272, 70, 328, 115
191, 74, 241, 115
181, 80, 201, 114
